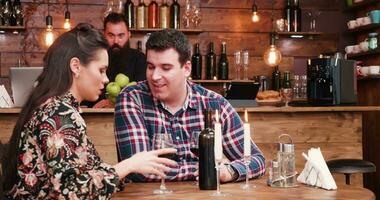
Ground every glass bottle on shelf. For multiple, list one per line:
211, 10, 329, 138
170, 0, 180, 29
137, 40, 143, 53
206, 42, 216, 80
159, 0, 170, 28
272, 66, 281, 91
282, 71, 291, 88
13, 0, 23, 26
148, 0, 159, 28
292, 0, 301, 32
2, 0, 12, 26
124, 0, 134, 29
136, 0, 147, 29
182, 0, 192, 29
192, 43, 202, 80
284, 0, 293, 32
218, 42, 229, 80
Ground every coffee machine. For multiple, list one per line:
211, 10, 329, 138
307, 57, 357, 105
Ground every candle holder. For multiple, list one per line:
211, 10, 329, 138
241, 156, 255, 190
211, 160, 227, 197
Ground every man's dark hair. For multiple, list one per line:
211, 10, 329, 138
146, 29, 191, 66
103, 12, 129, 30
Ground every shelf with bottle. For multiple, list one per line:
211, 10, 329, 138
344, 0, 379, 12
129, 28, 203, 34
347, 47, 380, 59
190, 80, 257, 84
347, 23, 380, 33
0, 25, 25, 34
275, 31, 324, 39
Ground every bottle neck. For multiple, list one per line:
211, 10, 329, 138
195, 43, 200, 54
209, 43, 214, 53
221, 43, 227, 55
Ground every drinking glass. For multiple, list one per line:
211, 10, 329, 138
242, 50, 249, 80
280, 88, 293, 107
211, 159, 227, 196
234, 50, 242, 80
191, 5, 202, 28
190, 131, 200, 185
153, 133, 175, 195
182, 0, 192, 29
104, 0, 114, 19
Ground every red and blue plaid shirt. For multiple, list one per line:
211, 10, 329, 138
114, 81, 265, 182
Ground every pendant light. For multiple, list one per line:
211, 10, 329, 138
63, 0, 71, 30
45, 0, 54, 46
251, 0, 259, 22
263, 0, 282, 67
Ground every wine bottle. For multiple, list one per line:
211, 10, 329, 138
148, 0, 159, 28
199, 109, 217, 190
124, 0, 134, 29
293, 0, 301, 32
284, 0, 292, 32
218, 42, 229, 80
136, 0, 147, 29
159, 0, 170, 28
137, 40, 142, 53
191, 43, 202, 80
10, 0, 17, 26
282, 71, 291, 88
206, 42, 216, 80
170, 0, 180, 29
272, 66, 281, 91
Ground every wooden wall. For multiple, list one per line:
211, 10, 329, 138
0, 0, 342, 93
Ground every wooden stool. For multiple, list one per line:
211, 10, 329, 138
327, 159, 376, 185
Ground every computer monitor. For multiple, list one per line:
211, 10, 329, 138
10, 67, 43, 107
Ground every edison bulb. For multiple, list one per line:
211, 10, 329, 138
252, 12, 259, 22
45, 28, 54, 46
263, 45, 282, 67
63, 19, 71, 30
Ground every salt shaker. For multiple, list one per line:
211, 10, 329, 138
277, 134, 296, 187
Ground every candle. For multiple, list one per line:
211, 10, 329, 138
214, 110, 223, 161
243, 110, 251, 157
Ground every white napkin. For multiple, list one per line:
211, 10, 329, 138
0, 85, 14, 108
297, 147, 337, 190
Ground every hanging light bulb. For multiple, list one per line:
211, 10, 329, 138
251, 1, 259, 22
263, 33, 282, 67
45, 14, 54, 46
63, 0, 71, 30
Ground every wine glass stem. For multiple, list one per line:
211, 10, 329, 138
244, 67, 248, 80
245, 159, 250, 186
216, 162, 221, 194
160, 177, 167, 190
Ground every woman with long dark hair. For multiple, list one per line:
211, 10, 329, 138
2, 23, 176, 199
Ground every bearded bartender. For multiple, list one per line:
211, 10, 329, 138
85, 12, 147, 108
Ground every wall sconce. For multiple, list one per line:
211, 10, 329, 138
251, 0, 259, 22
63, 0, 71, 30
263, 32, 282, 67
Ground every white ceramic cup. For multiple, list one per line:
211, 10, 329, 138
359, 40, 369, 52
369, 65, 380, 75
347, 20, 357, 29
345, 45, 355, 54
360, 66, 369, 75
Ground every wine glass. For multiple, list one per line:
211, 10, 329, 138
153, 133, 175, 195
182, 0, 192, 29
280, 88, 293, 107
234, 50, 242, 80
242, 50, 249, 80
190, 131, 200, 185
191, 5, 202, 28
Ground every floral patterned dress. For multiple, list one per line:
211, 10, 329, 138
7, 92, 119, 199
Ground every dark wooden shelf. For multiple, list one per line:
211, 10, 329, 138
130, 28, 203, 34
344, 0, 379, 12
189, 80, 256, 83
347, 48, 380, 59
0, 25, 25, 34
275, 31, 324, 39
347, 23, 380, 33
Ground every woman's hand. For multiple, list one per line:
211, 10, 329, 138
114, 148, 178, 179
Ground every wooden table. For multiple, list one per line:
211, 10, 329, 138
112, 179, 375, 200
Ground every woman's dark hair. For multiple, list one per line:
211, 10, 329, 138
146, 29, 191, 66
2, 23, 108, 192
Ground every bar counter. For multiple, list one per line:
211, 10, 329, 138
1, 106, 379, 187
112, 178, 375, 200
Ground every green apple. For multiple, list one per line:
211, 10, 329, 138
127, 81, 137, 87
115, 73, 129, 88
106, 82, 121, 97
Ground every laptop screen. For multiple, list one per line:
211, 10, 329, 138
10, 67, 43, 107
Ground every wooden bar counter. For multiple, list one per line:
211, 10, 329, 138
1, 106, 380, 188
112, 178, 375, 200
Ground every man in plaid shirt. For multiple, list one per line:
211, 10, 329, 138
114, 29, 265, 183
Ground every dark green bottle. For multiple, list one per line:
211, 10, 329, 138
124, 0, 134, 28
282, 71, 291, 88
170, 0, 180, 29
206, 42, 216, 80
218, 42, 229, 80
272, 66, 281, 91
191, 43, 202, 80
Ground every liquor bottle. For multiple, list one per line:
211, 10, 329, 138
136, 0, 147, 29
284, 0, 292, 32
272, 66, 281, 91
293, 0, 301, 32
159, 0, 170, 28
206, 42, 216, 80
282, 71, 291, 88
191, 43, 202, 80
170, 0, 180, 29
218, 42, 229, 80
124, 0, 134, 29
148, 0, 159, 28
199, 109, 217, 190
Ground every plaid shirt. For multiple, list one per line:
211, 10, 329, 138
114, 81, 265, 182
